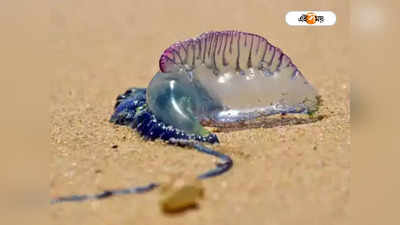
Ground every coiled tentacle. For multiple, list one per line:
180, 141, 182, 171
111, 88, 219, 143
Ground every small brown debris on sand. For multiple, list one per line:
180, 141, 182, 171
159, 175, 204, 213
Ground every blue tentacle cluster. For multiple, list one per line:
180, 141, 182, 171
110, 88, 219, 144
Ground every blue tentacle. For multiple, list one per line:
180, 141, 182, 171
50, 88, 233, 204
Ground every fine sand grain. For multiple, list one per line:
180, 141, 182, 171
50, 1, 349, 224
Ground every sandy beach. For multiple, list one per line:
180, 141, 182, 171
50, 1, 349, 224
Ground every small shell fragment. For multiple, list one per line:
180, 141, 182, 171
159, 176, 204, 213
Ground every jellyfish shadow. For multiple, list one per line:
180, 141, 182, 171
210, 114, 326, 133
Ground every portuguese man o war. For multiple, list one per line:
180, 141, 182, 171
51, 31, 320, 204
